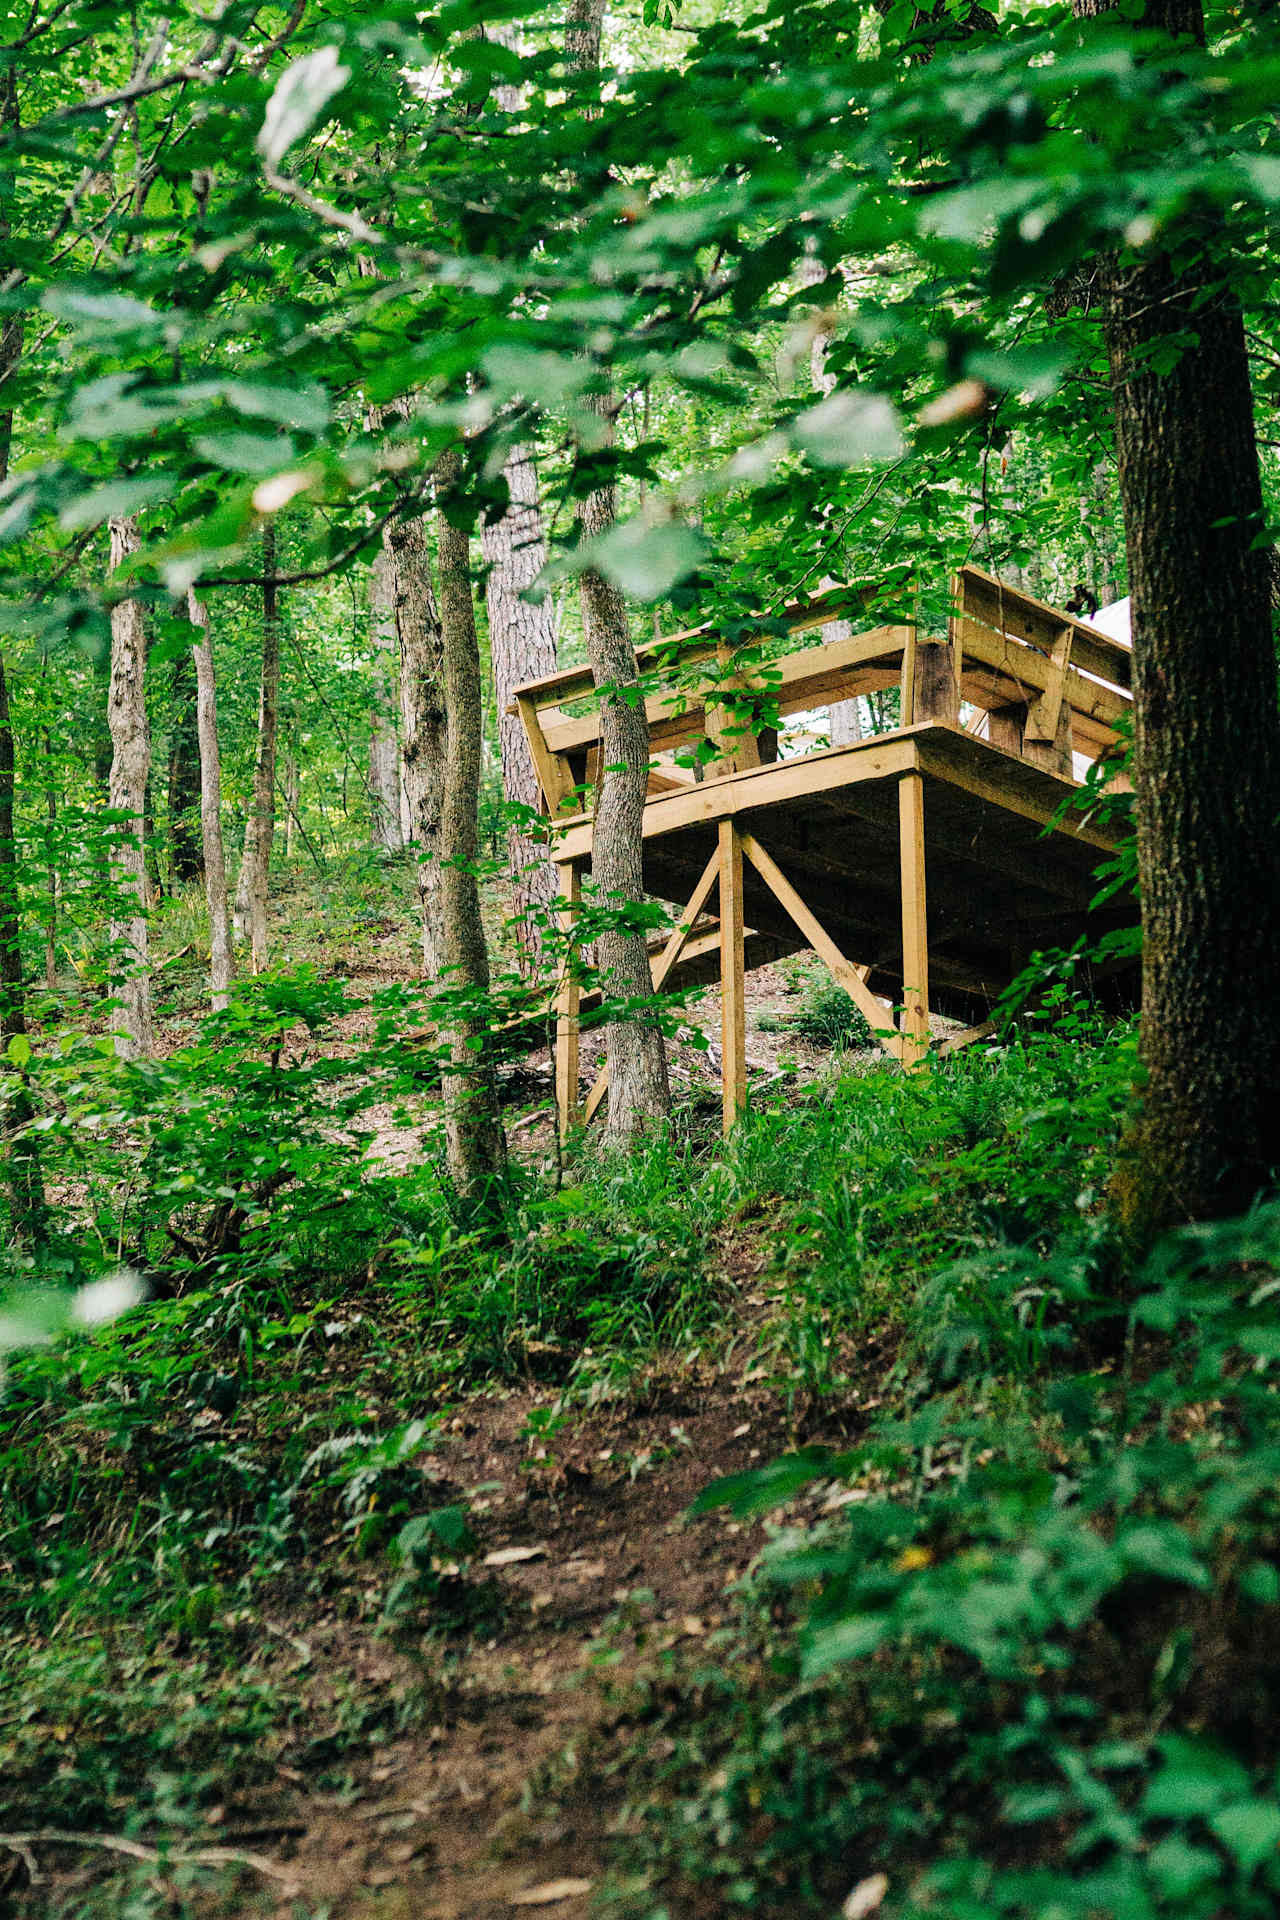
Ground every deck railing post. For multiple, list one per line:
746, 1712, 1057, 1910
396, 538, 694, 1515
718, 819, 747, 1134
554, 860, 581, 1139
898, 769, 930, 1068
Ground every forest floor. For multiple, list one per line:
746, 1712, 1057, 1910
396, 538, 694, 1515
15, 872, 1274, 1920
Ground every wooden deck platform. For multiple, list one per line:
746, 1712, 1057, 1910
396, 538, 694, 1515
512, 568, 1137, 1136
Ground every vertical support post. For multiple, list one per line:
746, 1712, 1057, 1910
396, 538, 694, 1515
898, 770, 930, 1069
554, 860, 581, 1139
718, 819, 746, 1134
899, 622, 918, 727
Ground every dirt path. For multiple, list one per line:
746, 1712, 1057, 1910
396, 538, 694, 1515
250, 1358, 838, 1920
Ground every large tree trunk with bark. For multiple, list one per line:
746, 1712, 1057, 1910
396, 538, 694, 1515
368, 548, 404, 854
482, 443, 558, 966
1075, 0, 1280, 1228
106, 516, 154, 1059
167, 645, 202, 883
567, 0, 670, 1145
388, 513, 448, 978
188, 588, 234, 1012
236, 523, 281, 973
435, 447, 507, 1200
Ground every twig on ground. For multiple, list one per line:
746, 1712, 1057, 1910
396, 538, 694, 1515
0, 1830, 301, 1896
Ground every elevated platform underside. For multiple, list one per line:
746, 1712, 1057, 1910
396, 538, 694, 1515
559, 721, 1136, 1027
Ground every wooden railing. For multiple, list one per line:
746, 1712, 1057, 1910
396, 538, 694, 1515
510, 567, 1132, 816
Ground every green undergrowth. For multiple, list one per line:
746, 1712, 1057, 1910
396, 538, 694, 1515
0, 1014, 1140, 1912
590, 1213, 1280, 1920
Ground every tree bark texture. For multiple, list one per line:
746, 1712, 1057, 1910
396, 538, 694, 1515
1078, 0, 1280, 1226
106, 516, 155, 1059
188, 588, 234, 1012
568, 0, 670, 1144
481, 443, 558, 966
801, 253, 863, 747
237, 522, 281, 974
387, 512, 448, 978
167, 642, 202, 883
436, 446, 507, 1199
368, 547, 404, 854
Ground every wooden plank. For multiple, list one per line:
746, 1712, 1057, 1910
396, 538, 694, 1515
719, 821, 747, 1135
554, 862, 582, 1139
898, 769, 930, 1069
537, 625, 912, 759
509, 582, 893, 712
912, 727, 1116, 851
739, 831, 904, 1063
959, 565, 1131, 691
957, 618, 1129, 733
1025, 625, 1072, 747
899, 621, 918, 726
555, 732, 921, 861
936, 1019, 997, 1058
517, 694, 577, 816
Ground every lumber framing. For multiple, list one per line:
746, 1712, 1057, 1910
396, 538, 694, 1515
544, 567, 1137, 1141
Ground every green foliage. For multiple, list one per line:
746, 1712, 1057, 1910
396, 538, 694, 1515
758, 978, 874, 1052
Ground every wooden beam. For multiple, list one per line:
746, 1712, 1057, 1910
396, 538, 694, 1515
556, 732, 921, 861
958, 565, 1131, 691
898, 770, 930, 1069
517, 694, 576, 817
719, 820, 747, 1135
739, 832, 904, 1063
936, 1019, 997, 1058
554, 862, 581, 1139
538, 625, 912, 760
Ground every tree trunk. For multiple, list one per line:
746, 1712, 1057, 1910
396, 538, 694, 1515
1077, 0, 1280, 1228
388, 513, 448, 978
188, 588, 234, 1012
800, 252, 863, 748
237, 523, 282, 974
167, 643, 202, 883
106, 516, 155, 1059
568, 0, 670, 1145
0, 650, 46, 1243
368, 547, 404, 854
435, 447, 507, 1200
481, 443, 558, 966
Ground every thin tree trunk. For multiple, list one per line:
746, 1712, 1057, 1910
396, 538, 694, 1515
388, 513, 448, 978
482, 443, 558, 966
1076, 0, 1280, 1228
369, 548, 405, 854
237, 523, 282, 974
188, 588, 234, 1012
800, 251, 863, 748
435, 445, 507, 1199
42, 728, 57, 990
167, 643, 202, 883
106, 516, 154, 1059
568, 0, 670, 1145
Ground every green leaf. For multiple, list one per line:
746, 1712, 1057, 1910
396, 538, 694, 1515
5, 1033, 31, 1070
585, 520, 709, 602
690, 1446, 836, 1518
193, 432, 299, 475
42, 287, 166, 339
1142, 1737, 1251, 1818
1117, 1522, 1209, 1588
1209, 1798, 1280, 1872
801, 1612, 888, 1677
59, 475, 176, 532
792, 391, 904, 468
258, 46, 352, 167
1145, 1834, 1221, 1900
